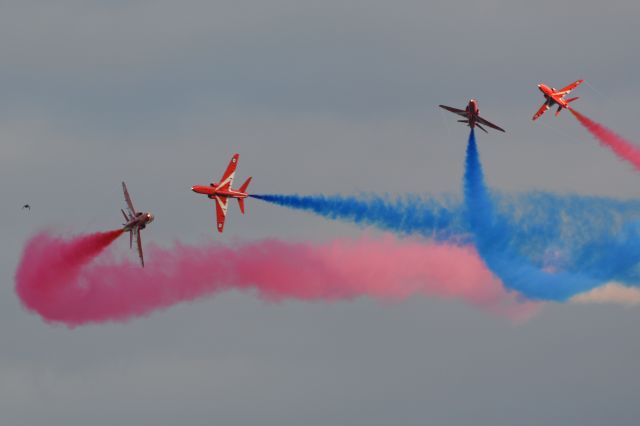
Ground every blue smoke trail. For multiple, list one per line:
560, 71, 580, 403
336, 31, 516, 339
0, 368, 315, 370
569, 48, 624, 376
494, 192, 640, 285
463, 129, 635, 301
251, 193, 467, 241
253, 137, 640, 299
252, 193, 640, 247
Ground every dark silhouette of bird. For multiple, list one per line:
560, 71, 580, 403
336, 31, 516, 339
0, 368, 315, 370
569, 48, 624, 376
22, 204, 31, 211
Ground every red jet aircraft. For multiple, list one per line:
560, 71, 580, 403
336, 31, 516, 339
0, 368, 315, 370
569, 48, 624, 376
121, 181, 154, 267
439, 100, 505, 133
191, 153, 252, 233
533, 79, 583, 120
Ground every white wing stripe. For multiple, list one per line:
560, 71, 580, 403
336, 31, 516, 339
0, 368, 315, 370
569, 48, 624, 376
218, 172, 236, 189
215, 196, 228, 216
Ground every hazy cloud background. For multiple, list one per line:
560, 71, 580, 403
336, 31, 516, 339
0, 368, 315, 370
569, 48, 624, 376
2, 1, 640, 425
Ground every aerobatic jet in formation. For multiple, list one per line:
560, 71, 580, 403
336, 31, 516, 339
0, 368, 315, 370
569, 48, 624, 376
532, 79, 583, 120
191, 153, 252, 233
439, 100, 505, 133
121, 181, 154, 267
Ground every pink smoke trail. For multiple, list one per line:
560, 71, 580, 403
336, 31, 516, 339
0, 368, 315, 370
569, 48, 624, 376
571, 109, 640, 170
15, 231, 538, 327
16, 229, 123, 316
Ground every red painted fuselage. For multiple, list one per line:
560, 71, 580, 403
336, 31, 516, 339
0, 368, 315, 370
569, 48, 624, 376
465, 99, 480, 129
191, 185, 249, 200
538, 84, 570, 108
191, 153, 252, 233
533, 79, 583, 120
123, 212, 154, 232
438, 100, 505, 133
120, 181, 154, 267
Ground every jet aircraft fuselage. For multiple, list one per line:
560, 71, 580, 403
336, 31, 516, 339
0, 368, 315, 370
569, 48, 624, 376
439, 99, 505, 133
191, 153, 252, 233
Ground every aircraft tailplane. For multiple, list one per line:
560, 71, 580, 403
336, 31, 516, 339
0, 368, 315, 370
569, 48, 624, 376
237, 176, 252, 214
239, 176, 252, 193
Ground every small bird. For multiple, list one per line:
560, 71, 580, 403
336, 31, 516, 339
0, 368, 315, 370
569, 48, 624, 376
22, 204, 31, 211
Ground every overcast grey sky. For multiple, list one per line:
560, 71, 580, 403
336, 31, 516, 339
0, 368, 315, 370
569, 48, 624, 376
2, 1, 640, 425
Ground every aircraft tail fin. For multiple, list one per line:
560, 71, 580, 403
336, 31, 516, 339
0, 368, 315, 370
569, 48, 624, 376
121, 209, 129, 223
556, 105, 563, 116
476, 123, 488, 133
238, 198, 246, 214
566, 97, 579, 104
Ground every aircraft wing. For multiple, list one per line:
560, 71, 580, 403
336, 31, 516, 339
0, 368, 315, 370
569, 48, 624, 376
214, 196, 229, 233
439, 105, 468, 117
136, 228, 144, 267
554, 79, 584, 96
217, 154, 239, 191
122, 181, 136, 215
476, 116, 505, 132
532, 103, 550, 121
